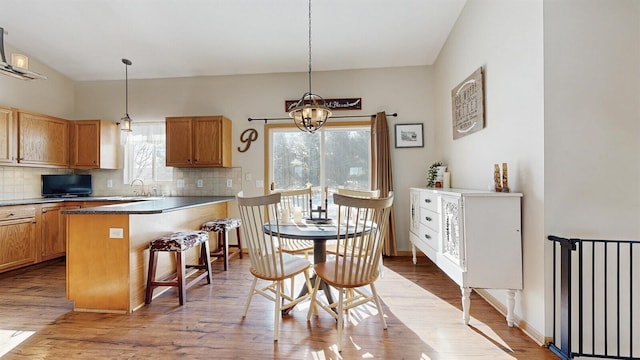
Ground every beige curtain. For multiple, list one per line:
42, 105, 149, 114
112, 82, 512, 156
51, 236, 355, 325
371, 112, 397, 256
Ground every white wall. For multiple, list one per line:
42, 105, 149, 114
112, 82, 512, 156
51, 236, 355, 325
433, 0, 546, 341
74, 66, 435, 251
0, 43, 75, 118
544, 0, 640, 338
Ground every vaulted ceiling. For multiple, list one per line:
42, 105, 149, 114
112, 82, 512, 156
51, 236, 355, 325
0, 0, 466, 81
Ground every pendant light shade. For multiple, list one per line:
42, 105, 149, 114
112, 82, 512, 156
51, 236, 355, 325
120, 58, 133, 132
288, 0, 331, 133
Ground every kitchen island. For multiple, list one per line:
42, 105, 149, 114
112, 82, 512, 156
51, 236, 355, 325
64, 196, 234, 313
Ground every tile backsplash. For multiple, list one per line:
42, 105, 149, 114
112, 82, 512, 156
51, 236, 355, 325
0, 166, 243, 200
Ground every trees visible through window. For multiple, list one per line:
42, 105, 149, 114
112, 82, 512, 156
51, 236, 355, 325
123, 121, 173, 184
269, 124, 371, 205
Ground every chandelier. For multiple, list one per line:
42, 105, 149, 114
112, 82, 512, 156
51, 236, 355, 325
288, 0, 332, 133
120, 58, 133, 132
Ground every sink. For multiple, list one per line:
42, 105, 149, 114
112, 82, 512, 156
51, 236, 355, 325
99, 196, 165, 201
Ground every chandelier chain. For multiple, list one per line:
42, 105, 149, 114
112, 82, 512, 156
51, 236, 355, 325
307, 0, 312, 95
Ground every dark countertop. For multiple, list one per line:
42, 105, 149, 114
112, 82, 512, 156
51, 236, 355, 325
0, 196, 235, 214
64, 196, 235, 215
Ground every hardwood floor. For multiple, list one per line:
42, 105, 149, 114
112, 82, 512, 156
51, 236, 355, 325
0, 255, 556, 359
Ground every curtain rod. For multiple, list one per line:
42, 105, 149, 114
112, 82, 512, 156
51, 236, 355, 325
248, 112, 397, 123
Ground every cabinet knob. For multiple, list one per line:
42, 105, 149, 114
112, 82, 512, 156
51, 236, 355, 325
425, 199, 431, 203
425, 216, 432, 222
424, 234, 431, 240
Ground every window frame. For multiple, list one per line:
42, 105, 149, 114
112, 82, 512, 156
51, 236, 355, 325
264, 120, 372, 196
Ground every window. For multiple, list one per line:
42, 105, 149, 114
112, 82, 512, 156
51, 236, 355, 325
267, 122, 371, 209
123, 121, 173, 184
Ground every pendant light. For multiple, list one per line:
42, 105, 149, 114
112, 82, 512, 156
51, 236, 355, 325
120, 58, 133, 132
288, 0, 331, 133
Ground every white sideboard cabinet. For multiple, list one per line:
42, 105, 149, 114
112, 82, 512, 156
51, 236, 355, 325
409, 187, 523, 327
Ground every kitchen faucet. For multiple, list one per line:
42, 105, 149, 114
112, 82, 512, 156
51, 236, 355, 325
131, 178, 144, 196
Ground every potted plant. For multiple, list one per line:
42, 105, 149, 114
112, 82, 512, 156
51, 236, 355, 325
427, 161, 445, 187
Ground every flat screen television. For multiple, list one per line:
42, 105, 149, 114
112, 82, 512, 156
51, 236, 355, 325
41, 174, 93, 197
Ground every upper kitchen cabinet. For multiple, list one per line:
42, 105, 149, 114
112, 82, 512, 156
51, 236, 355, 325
0, 106, 16, 165
17, 111, 69, 168
165, 115, 232, 167
70, 120, 119, 169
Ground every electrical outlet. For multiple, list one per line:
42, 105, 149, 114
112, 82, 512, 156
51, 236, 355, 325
107, 179, 113, 188
245, 172, 252, 181
197, 179, 203, 188
226, 179, 233, 188
109, 228, 124, 239
177, 179, 185, 188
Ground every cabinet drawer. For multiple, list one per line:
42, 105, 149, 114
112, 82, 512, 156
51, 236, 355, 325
420, 207, 440, 232
420, 191, 439, 213
419, 223, 439, 252
0, 206, 36, 221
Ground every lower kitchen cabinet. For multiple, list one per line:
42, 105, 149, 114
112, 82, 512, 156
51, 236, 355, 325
40, 203, 81, 261
0, 205, 38, 272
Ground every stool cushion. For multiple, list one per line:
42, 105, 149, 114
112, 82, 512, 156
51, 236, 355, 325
150, 230, 209, 252
201, 218, 241, 233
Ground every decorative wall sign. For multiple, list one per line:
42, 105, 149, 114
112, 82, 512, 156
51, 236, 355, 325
285, 97, 362, 112
237, 128, 258, 153
451, 67, 485, 139
394, 123, 424, 148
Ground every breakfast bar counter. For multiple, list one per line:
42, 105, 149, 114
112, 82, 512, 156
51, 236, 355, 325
65, 196, 235, 313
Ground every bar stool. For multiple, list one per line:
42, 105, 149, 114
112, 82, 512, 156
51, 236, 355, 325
201, 218, 242, 271
145, 230, 212, 305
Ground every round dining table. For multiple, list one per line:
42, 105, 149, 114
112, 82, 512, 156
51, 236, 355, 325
262, 220, 366, 309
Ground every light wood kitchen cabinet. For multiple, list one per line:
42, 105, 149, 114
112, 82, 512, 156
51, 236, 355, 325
40, 203, 81, 261
18, 111, 69, 167
166, 115, 232, 167
70, 120, 119, 169
0, 106, 16, 165
0, 205, 37, 273
409, 187, 523, 327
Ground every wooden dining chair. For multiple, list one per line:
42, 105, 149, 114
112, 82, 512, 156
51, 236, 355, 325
236, 191, 313, 342
307, 192, 394, 352
272, 187, 315, 298
326, 188, 380, 256
273, 187, 314, 256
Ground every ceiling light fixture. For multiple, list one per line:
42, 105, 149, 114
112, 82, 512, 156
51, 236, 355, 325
120, 58, 133, 132
288, 0, 331, 134
0, 27, 46, 80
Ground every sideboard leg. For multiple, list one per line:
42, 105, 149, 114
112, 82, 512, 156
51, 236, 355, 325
461, 287, 471, 325
411, 245, 417, 264
506, 289, 516, 327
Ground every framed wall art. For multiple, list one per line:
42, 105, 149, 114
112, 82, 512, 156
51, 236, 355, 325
451, 67, 485, 139
394, 123, 424, 148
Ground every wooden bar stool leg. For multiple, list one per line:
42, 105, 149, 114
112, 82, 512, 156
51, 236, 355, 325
177, 251, 187, 305
145, 250, 158, 304
236, 227, 243, 259
219, 231, 229, 271
201, 240, 212, 284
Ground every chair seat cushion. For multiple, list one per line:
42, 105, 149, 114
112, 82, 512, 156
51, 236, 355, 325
150, 230, 209, 252
201, 218, 241, 232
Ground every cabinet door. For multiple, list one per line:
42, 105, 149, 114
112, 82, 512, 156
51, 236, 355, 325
0, 106, 15, 164
70, 120, 100, 168
409, 189, 420, 235
18, 112, 69, 167
193, 116, 224, 166
165, 117, 194, 166
41, 204, 81, 261
441, 195, 465, 269
0, 220, 37, 272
